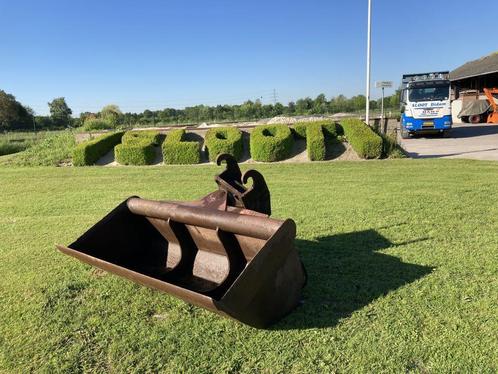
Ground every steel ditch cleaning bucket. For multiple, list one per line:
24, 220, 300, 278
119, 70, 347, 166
57, 154, 306, 328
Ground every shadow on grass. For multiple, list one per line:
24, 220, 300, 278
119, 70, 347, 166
273, 229, 433, 330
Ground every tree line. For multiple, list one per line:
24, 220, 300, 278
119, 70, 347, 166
0, 91, 72, 132
0, 89, 400, 132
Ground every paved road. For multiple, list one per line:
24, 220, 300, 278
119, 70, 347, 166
399, 123, 498, 160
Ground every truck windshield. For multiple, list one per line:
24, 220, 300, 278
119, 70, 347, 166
409, 86, 449, 102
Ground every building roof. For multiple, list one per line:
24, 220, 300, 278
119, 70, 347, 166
450, 52, 498, 81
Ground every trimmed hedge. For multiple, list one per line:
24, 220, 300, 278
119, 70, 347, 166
379, 132, 406, 159
250, 125, 294, 162
122, 130, 162, 146
291, 121, 342, 161
162, 129, 201, 164
339, 118, 383, 159
292, 120, 341, 139
114, 143, 156, 165
323, 122, 343, 137
204, 127, 243, 162
292, 123, 308, 139
73, 131, 124, 166
114, 130, 161, 166
306, 123, 326, 161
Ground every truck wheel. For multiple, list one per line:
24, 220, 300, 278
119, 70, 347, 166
469, 114, 481, 124
400, 127, 410, 139
461, 116, 469, 123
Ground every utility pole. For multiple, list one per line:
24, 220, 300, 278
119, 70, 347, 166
272, 89, 278, 104
365, 0, 372, 126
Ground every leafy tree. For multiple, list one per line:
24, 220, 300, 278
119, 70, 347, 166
295, 97, 313, 114
79, 112, 96, 124
100, 104, 122, 127
253, 99, 263, 118
239, 100, 256, 119
25, 106, 35, 117
34, 116, 54, 130
312, 94, 328, 114
48, 97, 72, 127
388, 89, 401, 109
222, 105, 235, 120
286, 101, 296, 115
0, 90, 33, 131
273, 102, 284, 116
213, 105, 230, 121
350, 95, 367, 111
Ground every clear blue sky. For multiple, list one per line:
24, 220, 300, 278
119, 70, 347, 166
1, 0, 496, 115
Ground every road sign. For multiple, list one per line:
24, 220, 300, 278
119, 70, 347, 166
376, 81, 393, 88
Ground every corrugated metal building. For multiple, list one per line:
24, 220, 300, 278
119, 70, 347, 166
450, 53, 498, 122
450, 53, 498, 96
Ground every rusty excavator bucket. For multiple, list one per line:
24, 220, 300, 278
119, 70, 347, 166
57, 154, 306, 328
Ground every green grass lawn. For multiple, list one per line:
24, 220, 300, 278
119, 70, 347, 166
0, 160, 497, 373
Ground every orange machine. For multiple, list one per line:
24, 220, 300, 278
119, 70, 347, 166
483, 88, 498, 123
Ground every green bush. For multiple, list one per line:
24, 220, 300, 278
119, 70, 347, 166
378, 132, 406, 159
292, 123, 308, 139
73, 132, 124, 166
114, 143, 155, 165
292, 120, 341, 139
298, 122, 343, 161
322, 122, 342, 137
162, 129, 200, 164
250, 125, 294, 162
339, 118, 383, 159
82, 118, 113, 131
204, 127, 243, 162
306, 123, 326, 161
115, 130, 161, 165
122, 130, 162, 146
291, 120, 342, 161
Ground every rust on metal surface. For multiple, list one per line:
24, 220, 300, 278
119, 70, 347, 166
57, 154, 306, 328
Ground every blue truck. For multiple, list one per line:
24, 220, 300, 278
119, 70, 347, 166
400, 71, 452, 138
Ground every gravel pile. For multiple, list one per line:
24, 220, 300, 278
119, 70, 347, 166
267, 115, 333, 125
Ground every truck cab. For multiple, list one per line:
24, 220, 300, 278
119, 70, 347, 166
400, 72, 452, 138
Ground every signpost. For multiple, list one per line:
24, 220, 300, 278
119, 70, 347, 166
375, 81, 393, 121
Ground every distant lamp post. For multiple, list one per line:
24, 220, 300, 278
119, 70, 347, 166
365, 0, 372, 125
